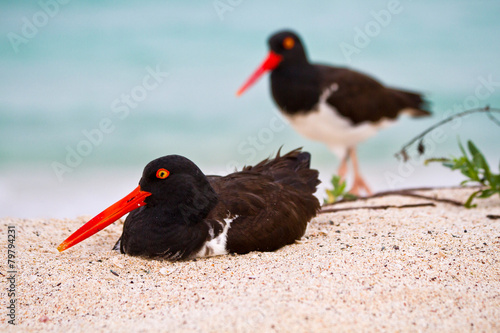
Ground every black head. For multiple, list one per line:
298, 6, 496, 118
139, 155, 218, 222
57, 154, 219, 252
236, 29, 310, 96
267, 30, 308, 66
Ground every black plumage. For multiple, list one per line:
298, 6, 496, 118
267, 30, 430, 122
111, 148, 320, 260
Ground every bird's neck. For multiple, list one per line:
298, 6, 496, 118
270, 64, 321, 114
173, 195, 218, 225
273, 61, 316, 81
280, 55, 310, 68
161, 188, 219, 226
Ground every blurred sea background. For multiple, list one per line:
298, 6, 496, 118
1, 0, 499, 218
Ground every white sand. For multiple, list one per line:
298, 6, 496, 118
1, 188, 499, 332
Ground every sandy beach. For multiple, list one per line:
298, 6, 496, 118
1, 187, 499, 332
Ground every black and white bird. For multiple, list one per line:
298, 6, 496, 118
57, 148, 320, 260
237, 30, 431, 194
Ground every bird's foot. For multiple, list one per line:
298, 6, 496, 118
349, 176, 372, 196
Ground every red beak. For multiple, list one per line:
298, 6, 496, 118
57, 186, 151, 252
236, 51, 283, 96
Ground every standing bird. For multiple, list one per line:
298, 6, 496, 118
57, 148, 320, 260
237, 30, 431, 194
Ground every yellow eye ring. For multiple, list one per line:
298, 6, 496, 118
156, 168, 170, 179
283, 37, 295, 50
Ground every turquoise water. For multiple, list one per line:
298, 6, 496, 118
1, 0, 499, 217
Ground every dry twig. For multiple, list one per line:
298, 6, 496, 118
320, 202, 435, 214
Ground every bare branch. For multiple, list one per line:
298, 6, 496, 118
320, 202, 435, 214
395, 106, 500, 161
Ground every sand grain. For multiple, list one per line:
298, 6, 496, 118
1, 188, 499, 332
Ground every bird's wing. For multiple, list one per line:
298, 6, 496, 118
207, 172, 272, 218
205, 149, 320, 254
316, 65, 429, 124
207, 172, 317, 254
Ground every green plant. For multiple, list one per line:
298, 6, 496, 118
324, 175, 357, 204
426, 140, 500, 208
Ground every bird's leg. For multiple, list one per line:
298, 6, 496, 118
349, 148, 372, 196
337, 149, 350, 182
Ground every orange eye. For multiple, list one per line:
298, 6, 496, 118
156, 168, 170, 179
283, 37, 295, 49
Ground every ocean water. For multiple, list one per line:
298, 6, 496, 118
1, 0, 499, 218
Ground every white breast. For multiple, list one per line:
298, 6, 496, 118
284, 84, 394, 158
192, 215, 237, 258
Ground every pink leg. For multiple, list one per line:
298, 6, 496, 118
349, 148, 372, 196
337, 148, 350, 182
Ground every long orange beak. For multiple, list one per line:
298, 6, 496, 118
57, 186, 151, 252
236, 51, 283, 96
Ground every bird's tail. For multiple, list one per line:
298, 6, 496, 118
390, 88, 431, 117
243, 147, 320, 194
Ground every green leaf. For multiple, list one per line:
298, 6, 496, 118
424, 139, 499, 208
460, 179, 472, 186
467, 140, 480, 157
492, 174, 500, 188
464, 190, 482, 208
477, 189, 498, 198
458, 139, 467, 157
442, 162, 454, 169
468, 140, 490, 175
458, 140, 477, 178
425, 158, 449, 166
323, 175, 358, 204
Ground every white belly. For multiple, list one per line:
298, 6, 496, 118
284, 102, 394, 158
192, 216, 235, 258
